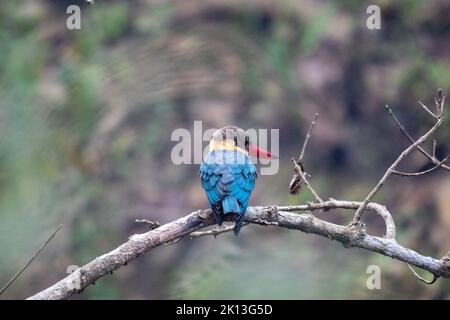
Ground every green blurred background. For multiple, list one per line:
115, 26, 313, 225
0, 0, 449, 299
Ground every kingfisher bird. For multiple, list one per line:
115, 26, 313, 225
199, 126, 273, 235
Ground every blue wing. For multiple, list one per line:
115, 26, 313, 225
199, 150, 257, 234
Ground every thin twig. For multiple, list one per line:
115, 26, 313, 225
407, 264, 438, 285
290, 113, 322, 202
386, 105, 450, 171
278, 199, 396, 240
0, 224, 63, 296
435, 88, 445, 116
298, 113, 319, 163
190, 223, 249, 238
433, 140, 437, 158
392, 154, 450, 176
352, 106, 443, 225
291, 158, 323, 203
189, 220, 277, 238
418, 101, 439, 119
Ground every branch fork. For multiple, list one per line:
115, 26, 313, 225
286, 89, 447, 284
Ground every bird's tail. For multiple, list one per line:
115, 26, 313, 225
221, 196, 246, 236
222, 196, 240, 215
233, 212, 245, 236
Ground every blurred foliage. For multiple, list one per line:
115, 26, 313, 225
0, 0, 449, 299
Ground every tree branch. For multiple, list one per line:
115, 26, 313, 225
298, 113, 319, 163
351, 104, 443, 224
278, 199, 396, 240
27, 203, 450, 300
190, 223, 248, 238
291, 158, 323, 203
1, 224, 63, 296
391, 154, 450, 177
385, 105, 450, 172
407, 263, 439, 284
290, 113, 323, 202
418, 101, 439, 119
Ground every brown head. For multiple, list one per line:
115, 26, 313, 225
209, 126, 274, 159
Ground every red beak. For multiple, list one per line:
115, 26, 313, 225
248, 144, 277, 159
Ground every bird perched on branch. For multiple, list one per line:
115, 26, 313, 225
199, 126, 273, 235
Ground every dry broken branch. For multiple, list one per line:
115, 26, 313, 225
290, 113, 323, 202
291, 158, 323, 203
407, 263, 438, 285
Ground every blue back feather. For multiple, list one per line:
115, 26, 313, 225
199, 149, 257, 235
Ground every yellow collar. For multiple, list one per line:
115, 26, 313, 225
210, 139, 248, 155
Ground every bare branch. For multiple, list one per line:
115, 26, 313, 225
290, 114, 323, 202
352, 109, 443, 224
386, 105, 450, 171
407, 264, 438, 285
26, 204, 450, 300
298, 113, 319, 163
433, 140, 437, 158
0, 224, 63, 296
391, 154, 450, 177
190, 223, 249, 238
279, 199, 396, 240
291, 158, 323, 203
418, 101, 439, 119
